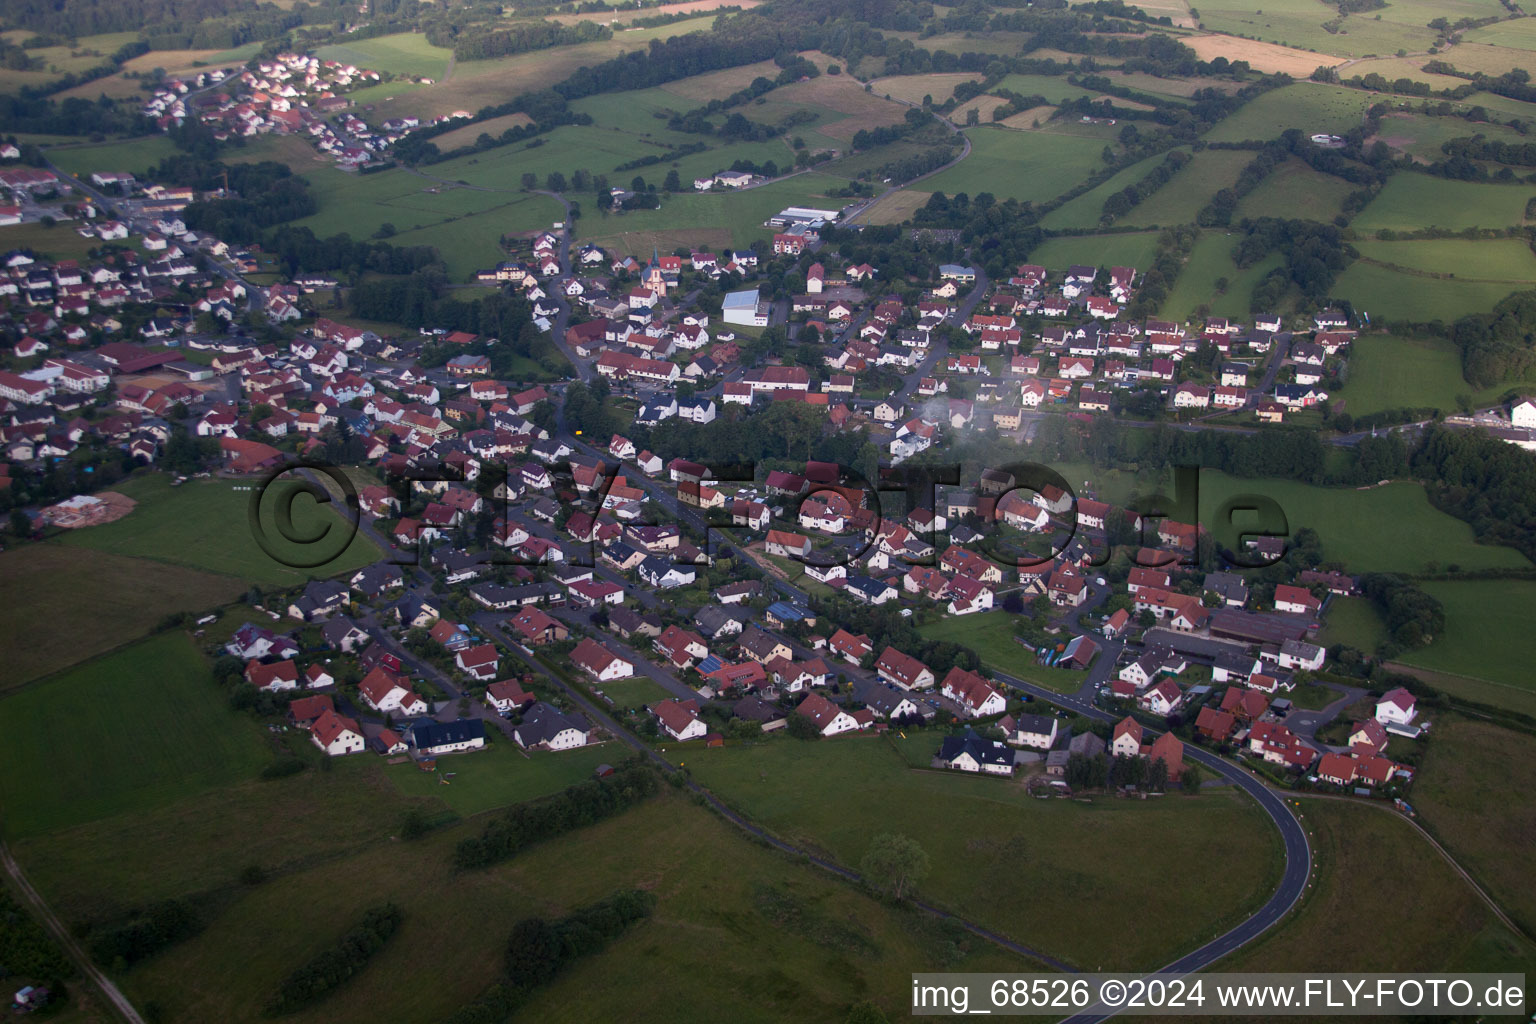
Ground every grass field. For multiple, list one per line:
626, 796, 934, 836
1232, 157, 1356, 223
994, 74, 1099, 104
1121, 148, 1255, 228
59, 474, 383, 587
851, 188, 934, 226
0, 633, 271, 838
1192, 0, 1437, 58
383, 192, 567, 280
918, 611, 1090, 693
571, 172, 851, 250
588, 675, 678, 710
1195, 472, 1533, 575
1159, 231, 1282, 322
1370, 109, 1532, 162
47, 136, 180, 178
1395, 579, 1536, 691
1318, 596, 1389, 652
1335, 333, 1529, 416
0, 544, 247, 692
0, 220, 115, 263
1411, 717, 1536, 937
1352, 237, 1536, 282
1352, 173, 1535, 233
1039, 151, 1176, 230
923, 127, 1110, 205
1220, 797, 1535, 975
383, 741, 619, 817
124, 794, 1024, 1024
1028, 231, 1163, 272
673, 734, 1281, 970
1462, 15, 1536, 49
314, 32, 452, 79
1204, 83, 1376, 143
1334, 262, 1526, 323
426, 112, 534, 151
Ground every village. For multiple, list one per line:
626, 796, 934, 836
0, 153, 1519, 814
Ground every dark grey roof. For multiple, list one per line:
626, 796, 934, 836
407, 717, 485, 749
515, 703, 589, 746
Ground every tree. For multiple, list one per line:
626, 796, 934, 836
1181, 761, 1203, 795
860, 833, 929, 901
9, 508, 32, 540
521, 172, 537, 190
663, 168, 682, 192
785, 712, 820, 740
846, 1002, 888, 1024
545, 171, 567, 192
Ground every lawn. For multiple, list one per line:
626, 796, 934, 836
59, 473, 384, 587
1334, 262, 1527, 323
1411, 716, 1536, 937
1219, 797, 1535, 974
923, 126, 1111, 205
1396, 579, 1536, 693
587, 675, 679, 710
1232, 157, 1357, 223
52, 793, 1024, 1024
0, 633, 272, 838
1352, 173, 1535, 233
383, 740, 619, 817
384, 192, 567, 281
1195, 472, 1533, 575
673, 734, 1282, 970
1159, 231, 1282, 322
427, 112, 534, 152
0, 543, 247, 692
46, 136, 180, 178
918, 610, 1090, 693
1028, 231, 1163, 273
1204, 83, 1376, 143
314, 32, 452, 79
1121, 148, 1255, 228
1318, 596, 1388, 653
1334, 333, 1529, 417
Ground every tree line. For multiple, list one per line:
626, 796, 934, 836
265, 904, 403, 1016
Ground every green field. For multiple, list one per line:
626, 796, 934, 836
1352, 173, 1535, 233
1196, 472, 1533, 575
1372, 109, 1532, 162
383, 741, 620, 816
673, 734, 1281, 970
994, 73, 1099, 104
0, 220, 116, 262
59, 474, 383, 587
587, 675, 678, 710
918, 611, 1090, 693
1318, 596, 1389, 652
1220, 797, 1535, 975
1028, 231, 1163, 272
1205, 84, 1376, 143
1412, 717, 1536, 936
1195, 0, 1443, 56
1122, 148, 1255, 228
0, 543, 247, 692
1395, 579, 1536, 691
1233, 157, 1357, 222
1335, 262, 1527, 323
314, 32, 452, 79
1159, 231, 1282, 321
1039, 150, 1177, 230
924, 127, 1110, 205
1335, 334, 1529, 416
0, 633, 272, 838
47, 136, 181, 178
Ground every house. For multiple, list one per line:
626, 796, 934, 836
829, 629, 873, 665
358, 668, 425, 715
764, 529, 811, 559
796, 692, 861, 736
507, 606, 569, 645
937, 729, 1014, 775
653, 698, 708, 741
1195, 706, 1237, 742
1348, 718, 1389, 756
485, 679, 536, 714
1274, 584, 1321, 616
1374, 687, 1417, 726
310, 709, 366, 756
1318, 751, 1357, 787
876, 647, 935, 690
1147, 731, 1184, 781
407, 718, 487, 756
287, 694, 335, 729
515, 702, 591, 750
1001, 712, 1057, 749
454, 643, 499, 681
246, 660, 299, 691
656, 625, 709, 668
1111, 717, 1143, 757
1137, 679, 1184, 717
570, 638, 633, 680
940, 667, 1006, 718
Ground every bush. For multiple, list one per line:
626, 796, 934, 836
264, 904, 402, 1016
